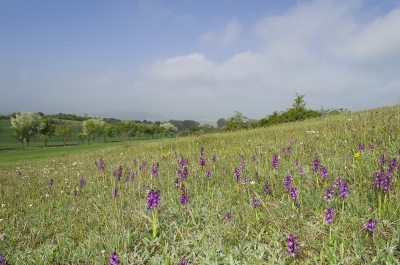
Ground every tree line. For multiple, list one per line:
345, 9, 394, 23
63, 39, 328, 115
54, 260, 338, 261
0, 94, 347, 147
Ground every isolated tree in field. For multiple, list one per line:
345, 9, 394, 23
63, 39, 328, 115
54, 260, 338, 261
103, 124, 114, 143
161, 122, 177, 137
10, 112, 42, 147
217, 118, 226, 128
224, 111, 249, 131
55, 125, 73, 146
82, 119, 96, 143
38, 118, 56, 147
76, 132, 86, 145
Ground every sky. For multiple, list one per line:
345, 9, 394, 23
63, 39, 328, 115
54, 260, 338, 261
1, 0, 400, 123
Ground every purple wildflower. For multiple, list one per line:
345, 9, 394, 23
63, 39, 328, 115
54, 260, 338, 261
264, 180, 270, 194
320, 167, 329, 181
295, 159, 299, 167
74, 189, 78, 197
286, 146, 291, 154
380, 154, 386, 165
179, 258, 191, 265
364, 219, 378, 232
313, 156, 320, 173
79, 177, 85, 188
241, 177, 248, 185
130, 171, 136, 181
334, 177, 349, 198
0, 253, 9, 265
206, 168, 211, 180
110, 252, 121, 265
234, 167, 241, 181
117, 165, 123, 180
290, 187, 298, 200
286, 234, 300, 258
49, 178, 54, 186
272, 154, 279, 169
147, 189, 160, 210
151, 163, 159, 178
224, 212, 233, 221
114, 188, 119, 198
282, 147, 285, 155
200, 146, 204, 156
369, 144, 375, 150
298, 167, 304, 175
324, 207, 336, 224
324, 188, 334, 202
284, 174, 293, 191
199, 156, 205, 167
133, 159, 137, 166
251, 197, 259, 206
180, 192, 188, 205
179, 156, 187, 166
358, 143, 365, 151
212, 154, 216, 163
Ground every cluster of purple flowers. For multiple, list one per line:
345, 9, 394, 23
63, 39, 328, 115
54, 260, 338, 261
312, 156, 329, 181
139, 161, 147, 171
286, 234, 300, 257
373, 155, 399, 193
334, 177, 349, 198
224, 212, 233, 221
323, 188, 335, 202
0, 253, 9, 265
358, 143, 365, 151
205, 168, 212, 180
364, 219, 378, 232
234, 167, 241, 182
49, 178, 54, 186
177, 166, 189, 183
180, 184, 188, 205
95, 158, 105, 172
199, 156, 205, 167
109, 252, 121, 265
264, 180, 270, 194
151, 163, 159, 178
179, 156, 188, 167
147, 190, 160, 210
251, 197, 259, 206
212, 154, 217, 163
79, 177, 85, 188
272, 154, 279, 169
130, 171, 137, 181
114, 188, 119, 198
282, 146, 291, 155
324, 208, 336, 224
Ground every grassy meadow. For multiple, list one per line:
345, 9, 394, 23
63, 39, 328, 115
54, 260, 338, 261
0, 106, 400, 264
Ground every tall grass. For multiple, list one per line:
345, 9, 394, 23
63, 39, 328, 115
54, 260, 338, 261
0, 105, 399, 264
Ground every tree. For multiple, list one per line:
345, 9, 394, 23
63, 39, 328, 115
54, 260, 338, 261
55, 125, 73, 146
161, 122, 177, 137
217, 118, 226, 129
10, 112, 42, 147
103, 124, 114, 143
76, 132, 86, 145
38, 118, 56, 147
82, 118, 104, 143
224, 111, 249, 131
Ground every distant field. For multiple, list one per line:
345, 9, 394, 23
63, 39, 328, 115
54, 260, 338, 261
0, 119, 166, 151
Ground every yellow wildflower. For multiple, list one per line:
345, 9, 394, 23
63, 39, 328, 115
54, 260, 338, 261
354, 152, 361, 158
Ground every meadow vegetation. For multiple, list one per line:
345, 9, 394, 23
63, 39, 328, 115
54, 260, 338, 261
0, 105, 400, 264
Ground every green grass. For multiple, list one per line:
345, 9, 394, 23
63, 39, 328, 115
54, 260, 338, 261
1, 105, 400, 264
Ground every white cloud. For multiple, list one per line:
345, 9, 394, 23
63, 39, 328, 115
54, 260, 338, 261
199, 18, 242, 45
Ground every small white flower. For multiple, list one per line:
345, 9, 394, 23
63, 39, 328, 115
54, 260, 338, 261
28, 204, 32, 207
72, 162, 78, 166
250, 181, 255, 185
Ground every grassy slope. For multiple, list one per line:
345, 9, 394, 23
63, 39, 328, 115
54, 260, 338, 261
0, 105, 399, 264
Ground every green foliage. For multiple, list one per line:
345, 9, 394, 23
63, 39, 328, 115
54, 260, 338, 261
10, 112, 42, 147
224, 111, 249, 131
76, 132, 86, 145
217, 118, 226, 128
258, 93, 321, 127
38, 118, 56, 147
55, 124, 73, 146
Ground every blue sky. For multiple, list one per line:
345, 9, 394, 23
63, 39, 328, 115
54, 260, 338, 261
1, 0, 400, 123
